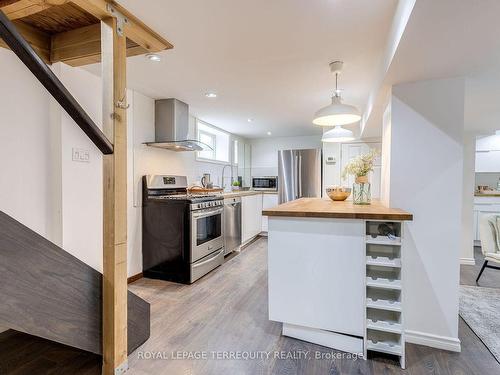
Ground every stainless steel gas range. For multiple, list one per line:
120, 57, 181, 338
142, 175, 224, 284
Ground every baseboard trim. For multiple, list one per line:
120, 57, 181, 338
460, 257, 476, 266
283, 323, 363, 355
127, 272, 143, 284
241, 235, 263, 250
405, 330, 461, 352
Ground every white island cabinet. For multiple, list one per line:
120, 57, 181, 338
263, 198, 412, 369
261, 193, 279, 232
241, 193, 263, 244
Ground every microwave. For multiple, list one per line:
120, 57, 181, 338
252, 176, 278, 191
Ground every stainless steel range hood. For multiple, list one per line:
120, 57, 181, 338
144, 98, 213, 152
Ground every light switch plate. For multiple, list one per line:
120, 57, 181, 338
72, 148, 90, 163
325, 156, 336, 165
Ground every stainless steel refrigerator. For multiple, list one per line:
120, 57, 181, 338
278, 148, 322, 204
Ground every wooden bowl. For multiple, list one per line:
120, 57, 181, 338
326, 187, 351, 201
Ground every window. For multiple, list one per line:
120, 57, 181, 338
233, 140, 239, 165
198, 130, 216, 160
196, 120, 230, 163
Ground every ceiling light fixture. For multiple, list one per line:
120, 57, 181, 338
267, 131, 272, 136
313, 61, 361, 126
145, 53, 161, 62
321, 125, 355, 143
247, 118, 253, 123
205, 92, 217, 98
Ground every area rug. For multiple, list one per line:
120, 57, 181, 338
459, 285, 500, 363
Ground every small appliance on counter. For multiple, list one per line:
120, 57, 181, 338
201, 173, 213, 188
142, 175, 224, 284
252, 176, 278, 191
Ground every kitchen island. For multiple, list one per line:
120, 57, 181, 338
263, 198, 412, 368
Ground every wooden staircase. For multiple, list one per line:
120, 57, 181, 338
0, 210, 150, 355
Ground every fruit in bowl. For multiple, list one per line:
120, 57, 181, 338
326, 186, 351, 201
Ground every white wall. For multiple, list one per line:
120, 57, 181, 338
57, 64, 104, 271
322, 142, 341, 193
250, 135, 321, 177
0, 49, 52, 240
387, 77, 464, 351
380, 102, 392, 206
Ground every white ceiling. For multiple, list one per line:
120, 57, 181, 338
85, 0, 398, 138
362, 0, 500, 137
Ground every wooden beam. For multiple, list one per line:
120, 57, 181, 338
70, 0, 172, 52
0, 0, 66, 20
0, 19, 50, 61
50, 23, 147, 66
101, 16, 128, 375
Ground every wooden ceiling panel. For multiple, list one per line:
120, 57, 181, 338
0, 0, 172, 66
20, 2, 98, 34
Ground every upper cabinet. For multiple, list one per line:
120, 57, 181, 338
476, 135, 500, 152
476, 151, 500, 172
476, 135, 500, 172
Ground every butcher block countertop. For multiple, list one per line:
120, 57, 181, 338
262, 198, 413, 221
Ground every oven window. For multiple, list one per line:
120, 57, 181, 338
196, 213, 222, 246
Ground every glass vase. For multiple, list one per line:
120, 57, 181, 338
353, 176, 371, 205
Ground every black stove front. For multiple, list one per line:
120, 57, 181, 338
141, 175, 224, 284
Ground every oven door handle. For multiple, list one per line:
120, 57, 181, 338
192, 207, 223, 219
194, 248, 224, 267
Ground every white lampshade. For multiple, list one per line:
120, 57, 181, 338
321, 125, 355, 143
313, 95, 361, 126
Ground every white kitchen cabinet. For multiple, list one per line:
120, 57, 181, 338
476, 135, 500, 152
261, 193, 279, 232
475, 151, 500, 172
241, 193, 263, 243
473, 197, 500, 243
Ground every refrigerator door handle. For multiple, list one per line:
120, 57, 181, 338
298, 154, 302, 198
294, 153, 299, 199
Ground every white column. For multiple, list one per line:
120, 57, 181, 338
388, 77, 464, 351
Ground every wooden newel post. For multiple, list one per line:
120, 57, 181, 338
101, 16, 128, 375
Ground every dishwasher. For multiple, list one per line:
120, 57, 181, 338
223, 196, 242, 255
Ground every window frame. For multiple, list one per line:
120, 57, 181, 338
197, 129, 217, 161
195, 119, 232, 165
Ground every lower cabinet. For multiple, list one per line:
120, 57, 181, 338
262, 193, 279, 232
241, 193, 263, 243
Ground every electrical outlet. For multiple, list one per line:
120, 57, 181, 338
72, 148, 90, 163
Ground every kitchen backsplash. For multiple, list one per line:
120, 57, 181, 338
475, 172, 500, 189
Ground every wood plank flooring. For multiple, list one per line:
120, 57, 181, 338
0, 239, 499, 374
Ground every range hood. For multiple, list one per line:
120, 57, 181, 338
144, 98, 213, 152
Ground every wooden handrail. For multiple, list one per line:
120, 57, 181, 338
0, 10, 113, 155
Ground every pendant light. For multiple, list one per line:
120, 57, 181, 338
313, 61, 361, 126
321, 125, 355, 143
